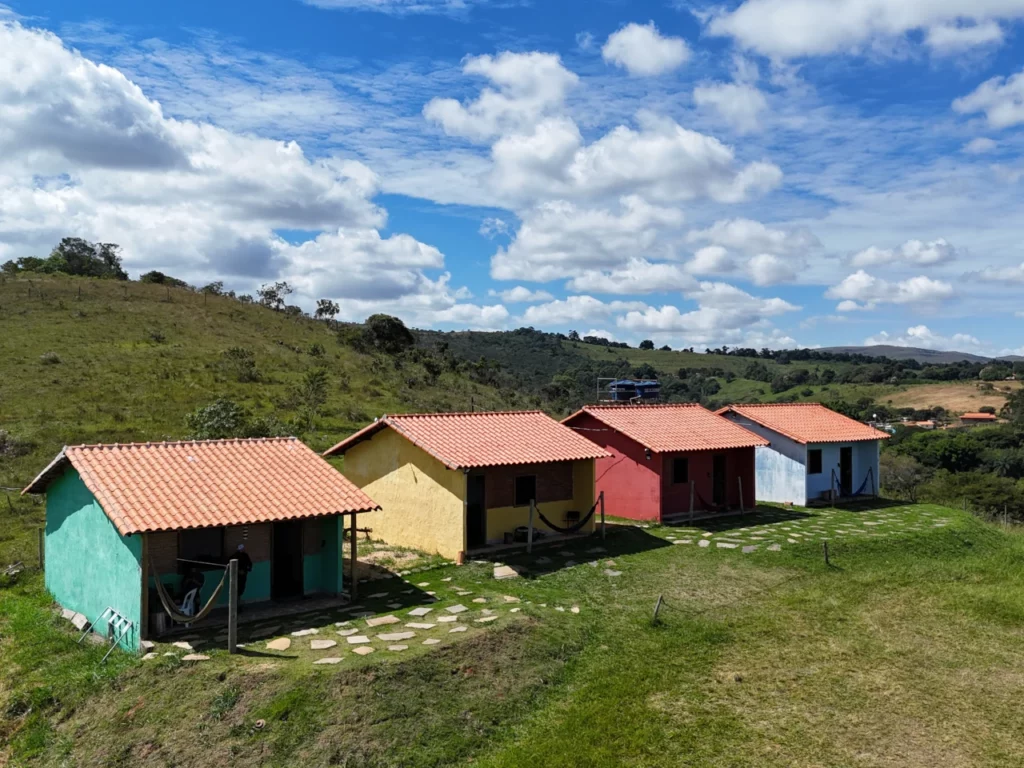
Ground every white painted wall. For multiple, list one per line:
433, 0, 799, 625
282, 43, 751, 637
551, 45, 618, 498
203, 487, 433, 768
722, 413, 807, 505
806, 440, 881, 502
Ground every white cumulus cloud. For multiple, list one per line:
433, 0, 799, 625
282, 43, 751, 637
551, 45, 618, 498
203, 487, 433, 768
849, 238, 959, 268
953, 67, 1024, 129
693, 82, 768, 134
601, 22, 690, 76
827, 270, 954, 310
864, 325, 984, 351
566, 259, 697, 294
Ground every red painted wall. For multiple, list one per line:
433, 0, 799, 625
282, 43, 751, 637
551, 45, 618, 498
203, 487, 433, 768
659, 447, 756, 515
564, 412, 662, 521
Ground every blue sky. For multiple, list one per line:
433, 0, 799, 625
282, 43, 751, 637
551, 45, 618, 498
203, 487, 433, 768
2, 1, 1024, 354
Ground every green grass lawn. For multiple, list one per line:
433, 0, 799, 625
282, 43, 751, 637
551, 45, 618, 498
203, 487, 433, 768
3, 501, 1024, 766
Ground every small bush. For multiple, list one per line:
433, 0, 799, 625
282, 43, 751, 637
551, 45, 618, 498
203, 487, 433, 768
39, 352, 61, 365
221, 347, 260, 383
147, 329, 166, 344
308, 342, 325, 358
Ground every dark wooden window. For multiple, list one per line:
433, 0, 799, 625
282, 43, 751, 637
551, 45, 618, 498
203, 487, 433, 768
808, 449, 823, 475
514, 475, 537, 507
672, 457, 689, 484
179, 527, 224, 562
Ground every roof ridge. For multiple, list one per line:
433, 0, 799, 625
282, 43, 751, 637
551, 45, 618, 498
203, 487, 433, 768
388, 409, 545, 418
584, 403, 703, 409
729, 402, 824, 408
69, 436, 299, 450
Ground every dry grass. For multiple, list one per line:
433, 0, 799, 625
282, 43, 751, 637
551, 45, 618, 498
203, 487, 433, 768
885, 382, 1021, 413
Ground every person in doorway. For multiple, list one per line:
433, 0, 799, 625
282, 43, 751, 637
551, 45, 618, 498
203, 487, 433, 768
234, 543, 253, 600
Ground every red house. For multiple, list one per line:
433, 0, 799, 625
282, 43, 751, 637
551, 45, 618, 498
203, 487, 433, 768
562, 404, 768, 523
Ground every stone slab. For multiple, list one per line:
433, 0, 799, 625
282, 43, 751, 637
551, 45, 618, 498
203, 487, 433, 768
291, 628, 319, 637
423, 638, 441, 645
408, 606, 433, 617
449, 625, 468, 633
71, 613, 89, 631
698, 539, 711, 548
378, 631, 416, 642
476, 616, 498, 623
337, 628, 360, 637
352, 646, 375, 656
182, 654, 210, 661
311, 639, 338, 650
446, 604, 468, 614
493, 565, 521, 580
437, 615, 458, 623
406, 622, 435, 630
266, 638, 292, 651
387, 645, 409, 651
366, 615, 400, 627
313, 657, 342, 665
172, 641, 193, 650
346, 635, 371, 644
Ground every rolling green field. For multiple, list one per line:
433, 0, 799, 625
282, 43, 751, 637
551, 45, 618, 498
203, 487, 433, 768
3, 501, 1024, 766
0, 274, 521, 490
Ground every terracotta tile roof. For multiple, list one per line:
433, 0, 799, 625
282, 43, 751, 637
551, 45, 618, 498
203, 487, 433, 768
961, 412, 998, 420
24, 437, 379, 535
717, 403, 890, 445
562, 404, 769, 453
324, 410, 609, 469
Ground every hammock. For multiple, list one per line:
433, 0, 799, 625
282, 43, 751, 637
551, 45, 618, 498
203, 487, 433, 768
695, 490, 727, 513
851, 467, 875, 497
535, 499, 598, 535
149, 561, 228, 625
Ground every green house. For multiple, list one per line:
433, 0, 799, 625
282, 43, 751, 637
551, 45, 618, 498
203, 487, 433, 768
24, 437, 379, 651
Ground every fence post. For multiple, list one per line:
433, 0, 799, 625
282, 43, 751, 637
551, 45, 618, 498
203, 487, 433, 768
227, 559, 238, 654
823, 541, 830, 567
349, 514, 358, 600
528, 499, 535, 554
38, 527, 45, 569
600, 491, 606, 540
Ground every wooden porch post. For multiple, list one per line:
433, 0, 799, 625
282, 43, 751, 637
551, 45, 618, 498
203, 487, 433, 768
227, 558, 238, 654
140, 533, 150, 642
349, 513, 358, 600
600, 491, 606, 540
689, 481, 695, 524
527, 500, 535, 554
738, 477, 745, 513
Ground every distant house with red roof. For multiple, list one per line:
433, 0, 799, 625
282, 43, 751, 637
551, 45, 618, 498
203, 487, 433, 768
561, 404, 768, 523
716, 403, 890, 506
324, 411, 609, 558
959, 412, 999, 426
24, 438, 379, 651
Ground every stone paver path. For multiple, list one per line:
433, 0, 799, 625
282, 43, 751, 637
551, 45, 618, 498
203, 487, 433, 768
366, 615, 400, 627
352, 646, 375, 656
311, 639, 337, 650
314, 657, 342, 664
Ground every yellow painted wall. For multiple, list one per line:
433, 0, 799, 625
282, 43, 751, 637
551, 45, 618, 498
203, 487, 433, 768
485, 460, 597, 543
342, 427, 467, 558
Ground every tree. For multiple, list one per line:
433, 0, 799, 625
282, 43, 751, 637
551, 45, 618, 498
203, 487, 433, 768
47, 238, 128, 280
185, 398, 285, 440
980, 364, 1012, 381
880, 453, 931, 502
639, 339, 655, 350
201, 281, 225, 295
1, 260, 18, 275
257, 281, 293, 310
295, 368, 330, 431
140, 271, 191, 289
315, 299, 340, 321
660, 345, 671, 351
363, 314, 415, 354
567, 330, 580, 342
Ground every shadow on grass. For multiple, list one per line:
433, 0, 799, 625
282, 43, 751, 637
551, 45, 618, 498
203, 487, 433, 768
472, 524, 673, 579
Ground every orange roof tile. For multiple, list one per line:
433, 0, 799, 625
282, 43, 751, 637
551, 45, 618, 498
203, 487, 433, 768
961, 412, 998, 420
716, 403, 890, 445
563, 404, 769, 453
24, 437, 379, 535
324, 410, 609, 468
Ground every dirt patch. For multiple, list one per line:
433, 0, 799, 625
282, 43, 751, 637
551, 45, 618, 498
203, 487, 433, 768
886, 382, 1020, 414
361, 550, 418, 566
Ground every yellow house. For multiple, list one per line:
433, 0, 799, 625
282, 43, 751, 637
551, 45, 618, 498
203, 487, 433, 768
324, 411, 610, 559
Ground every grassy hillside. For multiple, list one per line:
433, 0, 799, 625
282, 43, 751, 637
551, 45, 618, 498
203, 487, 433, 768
3, 503, 1024, 766
0, 274, 523, 490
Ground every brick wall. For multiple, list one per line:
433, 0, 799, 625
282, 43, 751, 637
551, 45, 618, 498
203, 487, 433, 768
482, 461, 574, 509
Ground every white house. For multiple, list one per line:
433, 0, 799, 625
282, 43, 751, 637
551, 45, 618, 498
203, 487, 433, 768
716, 403, 890, 507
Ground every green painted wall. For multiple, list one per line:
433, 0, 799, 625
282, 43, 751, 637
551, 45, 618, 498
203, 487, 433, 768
302, 516, 344, 595
45, 469, 142, 651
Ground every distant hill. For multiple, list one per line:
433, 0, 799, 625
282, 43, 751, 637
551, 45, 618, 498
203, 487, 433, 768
816, 345, 993, 364
0, 274, 522, 489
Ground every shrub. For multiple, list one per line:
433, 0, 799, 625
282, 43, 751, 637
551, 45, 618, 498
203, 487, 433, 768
221, 347, 260, 383
363, 314, 415, 354
185, 398, 286, 440
308, 343, 325, 358
294, 368, 330, 431
0, 430, 31, 458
